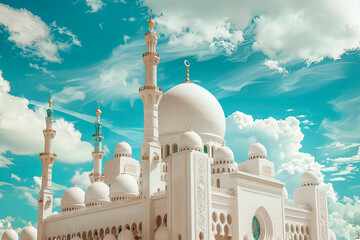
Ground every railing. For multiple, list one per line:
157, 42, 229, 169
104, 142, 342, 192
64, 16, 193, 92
211, 186, 235, 196
139, 86, 163, 92
152, 190, 167, 198
47, 195, 142, 219
142, 52, 160, 57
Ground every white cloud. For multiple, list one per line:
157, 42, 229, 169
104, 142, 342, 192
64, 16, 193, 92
328, 147, 360, 164
225, 111, 321, 192
286, 109, 294, 112
145, 0, 360, 64
70, 169, 92, 190
0, 193, 3, 198
329, 177, 346, 182
296, 115, 307, 118
20, 192, 38, 207
322, 95, 360, 143
154, 14, 244, 55
0, 70, 93, 167
263, 59, 288, 75
29, 63, 54, 76
332, 164, 357, 176
52, 86, 86, 104
85, 0, 105, 13
328, 194, 360, 239
0, 4, 80, 62
321, 166, 338, 172
10, 173, 21, 182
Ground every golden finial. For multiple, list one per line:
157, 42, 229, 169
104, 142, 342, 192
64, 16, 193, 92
188, 125, 192, 131
48, 91, 53, 107
148, 9, 155, 28
96, 100, 101, 117
184, 60, 190, 83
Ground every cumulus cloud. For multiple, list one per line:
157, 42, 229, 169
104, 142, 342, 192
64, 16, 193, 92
70, 169, 92, 190
85, 0, 105, 13
263, 59, 288, 75
145, 0, 360, 64
0, 70, 93, 167
0, 4, 80, 62
225, 111, 321, 192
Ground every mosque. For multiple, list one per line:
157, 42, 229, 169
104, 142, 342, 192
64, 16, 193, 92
1, 15, 346, 240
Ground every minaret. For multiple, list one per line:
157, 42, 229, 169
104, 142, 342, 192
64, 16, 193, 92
89, 101, 105, 183
139, 11, 163, 240
38, 95, 57, 240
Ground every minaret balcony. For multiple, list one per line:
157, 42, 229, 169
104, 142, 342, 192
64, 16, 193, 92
139, 86, 163, 92
142, 52, 159, 57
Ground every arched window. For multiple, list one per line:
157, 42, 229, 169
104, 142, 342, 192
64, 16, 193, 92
216, 179, 220, 188
166, 145, 170, 156
173, 144, 178, 153
204, 145, 208, 153
252, 216, 260, 240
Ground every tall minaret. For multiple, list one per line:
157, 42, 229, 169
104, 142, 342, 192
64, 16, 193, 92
89, 102, 105, 183
38, 95, 57, 240
139, 11, 163, 240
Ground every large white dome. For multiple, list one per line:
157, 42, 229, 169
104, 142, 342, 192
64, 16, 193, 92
178, 130, 203, 151
2, 226, 18, 240
114, 141, 132, 157
214, 146, 234, 161
301, 168, 320, 187
85, 181, 110, 206
20, 224, 37, 240
159, 82, 226, 139
248, 141, 267, 159
61, 185, 85, 211
110, 174, 139, 199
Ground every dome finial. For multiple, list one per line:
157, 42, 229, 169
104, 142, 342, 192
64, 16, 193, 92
148, 9, 155, 29
255, 137, 258, 143
96, 100, 101, 117
48, 91, 53, 108
9, 223, 12, 230
184, 60, 190, 83
74, 180, 77, 187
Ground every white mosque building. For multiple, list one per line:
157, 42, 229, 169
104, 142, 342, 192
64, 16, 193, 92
1, 16, 347, 240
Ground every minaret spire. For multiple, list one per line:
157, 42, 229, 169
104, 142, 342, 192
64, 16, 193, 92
89, 100, 105, 183
139, 11, 163, 240
38, 92, 57, 240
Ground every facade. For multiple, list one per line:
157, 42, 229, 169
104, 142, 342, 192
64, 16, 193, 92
1, 16, 347, 240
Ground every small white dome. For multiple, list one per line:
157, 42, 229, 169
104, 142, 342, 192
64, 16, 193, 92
103, 234, 116, 240
2, 226, 18, 240
159, 82, 226, 139
283, 187, 288, 200
178, 130, 203, 151
214, 146, 234, 162
85, 181, 110, 206
114, 141, 132, 157
20, 224, 37, 240
301, 168, 320, 187
328, 229, 336, 240
248, 141, 267, 159
110, 174, 139, 200
61, 185, 85, 211
154, 226, 170, 240
117, 229, 134, 240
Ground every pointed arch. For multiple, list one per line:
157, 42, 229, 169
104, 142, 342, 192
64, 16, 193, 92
252, 206, 274, 240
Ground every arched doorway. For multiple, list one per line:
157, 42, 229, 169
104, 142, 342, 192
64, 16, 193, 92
251, 207, 274, 240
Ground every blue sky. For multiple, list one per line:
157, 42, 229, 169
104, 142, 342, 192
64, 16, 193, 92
0, 0, 359, 239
